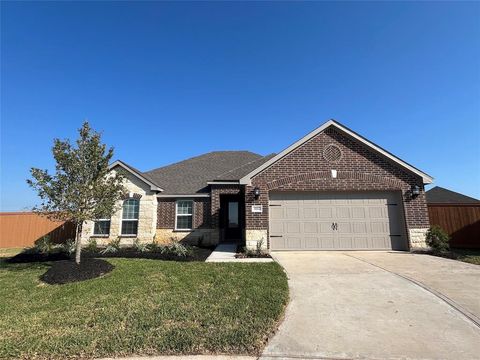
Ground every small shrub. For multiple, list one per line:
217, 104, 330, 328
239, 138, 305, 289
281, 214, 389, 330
160, 242, 192, 258
146, 241, 160, 252
101, 238, 121, 255
85, 239, 98, 253
34, 235, 55, 254
256, 238, 266, 255
241, 238, 269, 258
426, 225, 450, 253
134, 239, 148, 253
62, 239, 76, 256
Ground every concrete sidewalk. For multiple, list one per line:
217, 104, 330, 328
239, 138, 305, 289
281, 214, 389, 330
206, 244, 273, 263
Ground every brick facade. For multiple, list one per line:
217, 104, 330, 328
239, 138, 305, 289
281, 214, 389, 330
245, 127, 430, 248
157, 198, 211, 229
210, 185, 242, 228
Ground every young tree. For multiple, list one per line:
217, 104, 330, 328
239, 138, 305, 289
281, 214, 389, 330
27, 121, 126, 264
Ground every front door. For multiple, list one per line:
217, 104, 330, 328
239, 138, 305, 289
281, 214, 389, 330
220, 196, 242, 242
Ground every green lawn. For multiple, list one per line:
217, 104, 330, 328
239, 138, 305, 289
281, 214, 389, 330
452, 249, 480, 265
0, 248, 23, 259
0, 258, 288, 359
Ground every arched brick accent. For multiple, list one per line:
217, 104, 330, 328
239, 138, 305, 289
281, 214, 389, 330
266, 171, 404, 191
245, 127, 430, 242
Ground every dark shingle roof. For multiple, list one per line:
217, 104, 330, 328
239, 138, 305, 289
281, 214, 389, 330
214, 153, 276, 180
426, 186, 479, 204
143, 151, 267, 194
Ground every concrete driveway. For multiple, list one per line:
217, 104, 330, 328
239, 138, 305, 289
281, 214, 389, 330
263, 251, 480, 360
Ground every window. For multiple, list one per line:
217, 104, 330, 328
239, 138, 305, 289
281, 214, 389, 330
93, 219, 111, 236
121, 198, 139, 235
176, 200, 193, 230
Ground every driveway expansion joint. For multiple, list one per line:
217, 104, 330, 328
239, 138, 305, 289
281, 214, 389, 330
344, 253, 480, 329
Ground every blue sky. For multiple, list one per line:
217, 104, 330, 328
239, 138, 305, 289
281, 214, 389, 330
1, 1, 479, 211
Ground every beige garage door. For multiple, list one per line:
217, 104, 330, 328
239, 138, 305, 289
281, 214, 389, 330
269, 192, 408, 251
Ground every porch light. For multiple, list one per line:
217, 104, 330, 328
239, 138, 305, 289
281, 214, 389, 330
411, 185, 420, 198
253, 187, 261, 199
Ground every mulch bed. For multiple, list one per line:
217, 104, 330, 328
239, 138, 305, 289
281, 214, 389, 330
85, 246, 213, 262
7, 252, 70, 264
5, 246, 213, 264
40, 258, 114, 285
235, 253, 272, 259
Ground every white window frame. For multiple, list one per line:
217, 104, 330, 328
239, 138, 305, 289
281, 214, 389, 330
92, 218, 111, 236
175, 199, 194, 231
121, 198, 140, 236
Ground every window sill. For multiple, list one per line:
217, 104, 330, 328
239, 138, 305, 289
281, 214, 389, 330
119, 235, 138, 238
173, 229, 193, 232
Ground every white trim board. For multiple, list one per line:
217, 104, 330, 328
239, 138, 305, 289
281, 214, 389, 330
157, 194, 211, 198
109, 160, 164, 192
239, 119, 434, 185
207, 181, 240, 185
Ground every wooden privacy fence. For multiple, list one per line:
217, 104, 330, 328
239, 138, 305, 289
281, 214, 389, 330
428, 204, 480, 249
0, 212, 76, 248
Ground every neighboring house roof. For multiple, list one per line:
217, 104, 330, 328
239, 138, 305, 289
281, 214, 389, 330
426, 186, 479, 204
239, 119, 434, 185
144, 151, 270, 195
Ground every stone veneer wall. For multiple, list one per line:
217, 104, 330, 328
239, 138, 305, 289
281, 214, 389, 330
244, 126, 430, 250
80, 170, 158, 246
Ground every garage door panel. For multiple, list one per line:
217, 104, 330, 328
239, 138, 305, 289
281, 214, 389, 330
319, 222, 333, 234
270, 236, 285, 250
337, 236, 353, 248
370, 221, 388, 234
337, 222, 352, 233
286, 207, 300, 219
352, 207, 366, 218
286, 236, 302, 249
303, 208, 317, 218
304, 222, 318, 233
269, 191, 407, 251
318, 208, 333, 219
354, 236, 368, 248
305, 237, 319, 249
270, 221, 285, 234
320, 237, 334, 249
286, 222, 301, 234
270, 207, 283, 219
369, 207, 385, 219
336, 208, 350, 219
353, 222, 367, 233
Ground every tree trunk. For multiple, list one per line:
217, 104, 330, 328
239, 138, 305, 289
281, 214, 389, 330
75, 222, 82, 264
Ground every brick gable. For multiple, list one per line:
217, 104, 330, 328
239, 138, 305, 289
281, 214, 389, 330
245, 126, 429, 237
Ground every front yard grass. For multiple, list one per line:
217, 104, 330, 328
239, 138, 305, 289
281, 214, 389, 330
0, 247, 23, 259
0, 258, 288, 359
451, 249, 480, 265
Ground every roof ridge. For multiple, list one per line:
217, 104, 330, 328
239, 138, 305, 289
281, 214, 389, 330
214, 153, 275, 179
144, 150, 261, 174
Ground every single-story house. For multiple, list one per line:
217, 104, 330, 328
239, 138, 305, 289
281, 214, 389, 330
81, 119, 433, 251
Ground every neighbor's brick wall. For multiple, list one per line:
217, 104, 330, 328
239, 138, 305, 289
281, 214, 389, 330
245, 126, 430, 243
157, 198, 211, 229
